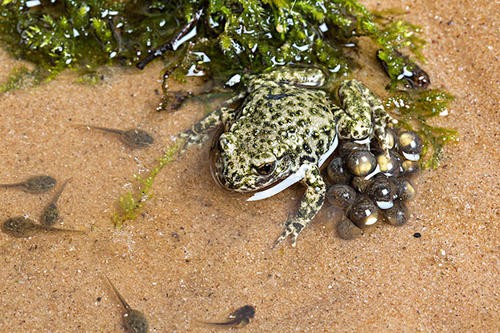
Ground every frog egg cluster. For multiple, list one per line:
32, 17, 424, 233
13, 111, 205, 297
324, 129, 423, 239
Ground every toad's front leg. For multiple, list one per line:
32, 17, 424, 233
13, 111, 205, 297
179, 106, 239, 151
178, 91, 246, 151
273, 164, 326, 248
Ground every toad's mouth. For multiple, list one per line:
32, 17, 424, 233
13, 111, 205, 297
247, 163, 311, 201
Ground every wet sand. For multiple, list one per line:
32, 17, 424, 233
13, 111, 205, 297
0, 0, 498, 332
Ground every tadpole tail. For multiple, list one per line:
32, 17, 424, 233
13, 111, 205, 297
104, 275, 132, 311
197, 319, 240, 327
50, 178, 72, 204
46, 227, 86, 235
82, 125, 123, 135
0, 183, 23, 188
204, 318, 251, 327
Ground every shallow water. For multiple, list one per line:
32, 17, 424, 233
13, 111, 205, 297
0, 0, 498, 331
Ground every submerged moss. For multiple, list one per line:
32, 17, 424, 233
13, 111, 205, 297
0, 66, 44, 92
1, 0, 426, 83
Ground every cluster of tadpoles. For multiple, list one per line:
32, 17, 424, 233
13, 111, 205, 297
0, 126, 155, 330
104, 274, 253, 331
0, 127, 256, 332
0, 174, 255, 332
325, 129, 423, 239
0, 175, 85, 237
0, 123, 156, 237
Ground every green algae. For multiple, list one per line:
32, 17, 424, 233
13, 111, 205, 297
113, 141, 181, 228
0, 66, 43, 92
385, 89, 458, 169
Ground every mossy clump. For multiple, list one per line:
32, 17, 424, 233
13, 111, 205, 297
0, 0, 186, 84
1, 0, 424, 84
0, 66, 42, 92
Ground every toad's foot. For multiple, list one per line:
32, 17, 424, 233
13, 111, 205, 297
273, 217, 307, 248
272, 164, 326, 248
178, 129, 209, 152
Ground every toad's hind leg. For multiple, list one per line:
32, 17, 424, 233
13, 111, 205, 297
273, 164, 326, 248
335, 80, 395, 150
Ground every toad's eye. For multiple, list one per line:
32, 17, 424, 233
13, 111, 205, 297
255, 162, 276, 175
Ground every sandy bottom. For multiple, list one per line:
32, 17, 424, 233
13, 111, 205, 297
0, 0, 498, 332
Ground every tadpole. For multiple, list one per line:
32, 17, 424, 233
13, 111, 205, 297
2, 216, 85, 238
0, 175, 56, 194
40, 178, 71, 226
81, 125, 154, 149
105, 276, 149, 333
204, 305, 255, 328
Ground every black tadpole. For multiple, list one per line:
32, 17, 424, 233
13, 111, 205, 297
0, 175, 56, 194
40, 178, 72, 226
2, 216, 85, 238
136, 8, 204, 70
105, 276, 149, 333
78, 125, 154, 149
204, 305, 255, 328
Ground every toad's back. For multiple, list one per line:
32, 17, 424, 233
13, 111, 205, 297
228, 81, 336, 165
